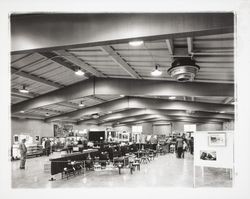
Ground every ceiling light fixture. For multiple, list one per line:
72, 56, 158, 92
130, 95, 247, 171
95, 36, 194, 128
19, 85, 29, 93
20, 110, 25, 113
79, 101, 85, 107
92, 114, 100, 119
151, 64, 162, 76
120, 94, 125, 97
75, 68, 85, 76
169, 96, 176, 100
129, 40, 144, 46
220, 111, 226, 114
45, 113, 50, 117
168, 57, 200, 82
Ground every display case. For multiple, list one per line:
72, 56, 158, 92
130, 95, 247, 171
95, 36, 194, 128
12, 144, 21, 160
26, 144, 43, 157
11, 144, 43, 160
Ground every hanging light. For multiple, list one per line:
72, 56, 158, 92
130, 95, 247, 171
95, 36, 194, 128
120, 94, 125, 97
20, 110, 25, 113
75, 68, 85, 76
79, 101, 85, 107
129, 40, 144, 46
92, 114, 100, 119
151, 64, 162, 76
45, 113, 50, 117
169, 96, 176, 100
19, 85, 29, 93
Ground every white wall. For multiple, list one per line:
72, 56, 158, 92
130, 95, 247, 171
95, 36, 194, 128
75, 123, 106, 131
141, 122, 153, 134
196, 123, 223, 131
153, 124, 171, 135
11, 118, 53, 143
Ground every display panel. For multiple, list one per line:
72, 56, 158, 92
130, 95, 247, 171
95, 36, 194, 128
88, 131, 105, 142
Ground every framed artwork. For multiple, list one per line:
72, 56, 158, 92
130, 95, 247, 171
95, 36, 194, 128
200, 150, 217, 161
54, 124, 73, 137
208, 133, 226, 147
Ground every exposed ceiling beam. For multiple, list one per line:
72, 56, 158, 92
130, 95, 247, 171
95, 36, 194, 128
104, 114, 228, 125
223, 97, 234, 104
11, 77, 234, 113
96, 108, 234, 123
11, 53, 33, 64
11, 13, 233, 53
12, 113, 45, 120
100, 46, 141, 79
11, 67, 63, 89
38, 52, 80, 73
11, 88, 35, 99
46, 97, 234, 122
54, 50, 106, 77
36, 107, 64, 115
116, 115, 225, 126
11, 78, 94, 113
86, 95, 106, 103
165, 39, 174, 55
57, 102, 79, 110
93, 78, 234, 96
12, 57, 46, 74
45, 97, 128, 122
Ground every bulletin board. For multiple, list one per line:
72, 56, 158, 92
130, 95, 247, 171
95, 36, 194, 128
194, 131, 234, 169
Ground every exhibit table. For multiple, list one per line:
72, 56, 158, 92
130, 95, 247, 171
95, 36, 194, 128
49, 149, 99, 176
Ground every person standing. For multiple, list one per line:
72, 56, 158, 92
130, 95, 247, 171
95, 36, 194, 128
42, 138, 46, 155
176, 136, 184, 158
19, 139, 27, 169
45, 138, 51, 156
189, 137, 194, 155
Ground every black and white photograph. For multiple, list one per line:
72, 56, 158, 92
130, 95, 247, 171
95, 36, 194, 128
9, 12, 235, 189
208, 133, 226, 146
1, 0, 250, 199
200, 150, 217, 161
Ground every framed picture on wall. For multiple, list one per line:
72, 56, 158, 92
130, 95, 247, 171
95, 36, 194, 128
208, 133, 226, 147
200, 150, 217, 161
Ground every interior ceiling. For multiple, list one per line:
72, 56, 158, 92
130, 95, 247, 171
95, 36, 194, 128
10, 13, 234, 126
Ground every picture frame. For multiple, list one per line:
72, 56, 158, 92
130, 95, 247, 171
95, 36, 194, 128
208, 133, 226, 147
200, 150, 217, 161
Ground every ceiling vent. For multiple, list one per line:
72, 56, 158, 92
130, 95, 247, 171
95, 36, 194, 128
168, 58, 200, 82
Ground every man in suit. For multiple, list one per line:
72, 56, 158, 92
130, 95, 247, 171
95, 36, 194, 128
19, 139, 27, 169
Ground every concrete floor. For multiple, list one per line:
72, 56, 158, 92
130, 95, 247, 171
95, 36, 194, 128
11, 152, 232, 188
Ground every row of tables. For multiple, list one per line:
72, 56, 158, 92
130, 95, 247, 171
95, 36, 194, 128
49, 148, 158, 180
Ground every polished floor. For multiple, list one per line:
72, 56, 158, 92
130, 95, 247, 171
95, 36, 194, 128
11, 152, 232, 188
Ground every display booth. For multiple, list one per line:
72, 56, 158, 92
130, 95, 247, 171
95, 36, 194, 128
193, 130, 234, 187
